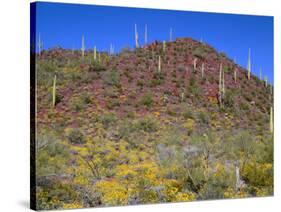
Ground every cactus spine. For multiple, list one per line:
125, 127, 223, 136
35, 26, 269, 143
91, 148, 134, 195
201, 63, 205, 78
38, 33, 43, 56
158, 56, 161, 73
94, 46, 97, 61
135, 24, 139, 48
81, 35, 85, 59
145, 24, 148, 45
170, 28, 173, 42
247, 48, 251, 80
52, 75, 57, 107
270, 107, 273, 133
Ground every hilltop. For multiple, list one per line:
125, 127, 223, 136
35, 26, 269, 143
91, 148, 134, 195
35, 38, 273, 209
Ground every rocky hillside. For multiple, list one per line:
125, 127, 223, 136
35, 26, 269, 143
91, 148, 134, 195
35, 38, 273, 210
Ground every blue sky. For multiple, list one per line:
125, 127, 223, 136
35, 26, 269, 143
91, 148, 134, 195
34, 2, 274, 84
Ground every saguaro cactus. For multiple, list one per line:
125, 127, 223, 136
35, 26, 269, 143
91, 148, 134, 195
52, 75, 57, 107
94, 46, 97, 61
163, 41, 166, 52
201, 63, 205, 78
170, 28, 173, 42
110, 44, 114, 55
247, 48, 251, 80
81, 35, 85, 59
181, 92, 185, 102
38, 33, 43, 56
158, 56, 161, 73
145, 24, 148, 45
193, 58, 197, 70
135, 24, 139, 48
270, 107, 273, 133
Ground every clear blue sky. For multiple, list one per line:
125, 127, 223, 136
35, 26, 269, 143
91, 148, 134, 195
34, 2, 274, 84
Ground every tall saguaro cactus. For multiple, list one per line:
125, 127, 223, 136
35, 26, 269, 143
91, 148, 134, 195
158, 56, 161, 73
94, 46, 97, 61
135, 24, 139, 48
193, 58, 197, 70
201, 63, 205, 78
270, 107, 273, 133
145, 24, 148, 45
170, 28, 173, 42
163, 41, 166, 52
38, 33, 43, 56
81, 35, 85, 59
110, 44, 114, 55
52, 75, 57, 108
265, 76, 268, 87
247, 48, 251, 80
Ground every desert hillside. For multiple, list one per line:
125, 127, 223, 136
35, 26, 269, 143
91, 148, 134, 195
34, 38, 273, 209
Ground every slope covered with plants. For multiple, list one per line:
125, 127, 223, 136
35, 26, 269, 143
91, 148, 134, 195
35, 38, 273, 210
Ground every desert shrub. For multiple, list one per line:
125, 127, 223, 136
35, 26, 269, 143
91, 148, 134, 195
183, 108, 195, 119
224, 90, 235, 108
66, 128, 85, 144
134, 117, 158, 133
99, 112, 117, 128
187, 77, 202, 99
177, 65, 185, 72
104, 70, 120, 87
70, 97, 84, 112
81, 92, 92, 104
139, 93, 153, 107
88, 61, 106, 72
241, 161, 273, 190
197, 111, 210, 124
106, 98, 120, 109
192, 47, 208, 59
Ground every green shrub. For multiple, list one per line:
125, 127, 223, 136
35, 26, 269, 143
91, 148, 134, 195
66, 128, 86, 144
89, 61, 106, 72
134, 117, 158, 132
140, 93, 153, 107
